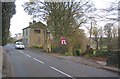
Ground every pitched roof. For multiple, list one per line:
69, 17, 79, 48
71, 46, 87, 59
23, 21, 46, 30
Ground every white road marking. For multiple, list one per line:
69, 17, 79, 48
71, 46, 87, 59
33, 58, 44, 64
19, 51, 24, 54
8, 45, 75, 78
50, 66, 75, 79
25, 54, 31, 58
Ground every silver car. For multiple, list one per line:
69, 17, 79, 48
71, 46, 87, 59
15, 42, 25, 49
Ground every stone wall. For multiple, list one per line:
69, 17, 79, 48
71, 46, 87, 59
29, 28, 45, 47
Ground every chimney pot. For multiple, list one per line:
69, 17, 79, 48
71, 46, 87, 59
29, 22, 32, 25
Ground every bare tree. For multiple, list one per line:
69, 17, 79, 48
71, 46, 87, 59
112, 25, 118, 38
98, 26, 104, 50
92, 26, 99, 49
104, 23, 114, 50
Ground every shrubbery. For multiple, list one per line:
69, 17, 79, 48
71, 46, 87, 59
93, 50, 119, 67
73, 49, 81, 56
106, 51, 119, 67
52, 46, 62, 53
93, 50, 109, 57
52, 46, 67, 54
64, 52, 73, 56
32, 45, 44, 49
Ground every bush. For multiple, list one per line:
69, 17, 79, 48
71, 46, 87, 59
52, 46, 61, 53
39, 45, 44, 49
52, 45, 67, 54
106, 51, 119, 67
32, 45, 39, 48
94, 50, 119, 67
73, 49, 82, 56
32, 45, 44, 49
64, 52, 73, 56
94, 50, 108, 57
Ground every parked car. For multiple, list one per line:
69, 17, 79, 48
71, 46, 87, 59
15, 42, 25, 49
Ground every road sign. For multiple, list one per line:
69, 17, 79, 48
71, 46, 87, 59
61, 37, 67, 45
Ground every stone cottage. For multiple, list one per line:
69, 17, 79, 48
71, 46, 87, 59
22, 21, 46, 47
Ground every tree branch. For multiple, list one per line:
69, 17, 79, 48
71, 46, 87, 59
68, 21, 85, 37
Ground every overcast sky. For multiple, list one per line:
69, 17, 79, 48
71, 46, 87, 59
10, 0, 117, 37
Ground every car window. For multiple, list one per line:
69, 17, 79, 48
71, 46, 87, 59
16, 42, 23, 45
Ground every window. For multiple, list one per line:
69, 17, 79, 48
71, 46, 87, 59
16, 42, 23, 45
34, 29, 41, 33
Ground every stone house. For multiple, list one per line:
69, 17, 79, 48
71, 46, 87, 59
22, 21, 46, 47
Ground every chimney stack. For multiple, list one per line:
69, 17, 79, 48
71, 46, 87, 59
33, 20, 36, 24
29, 22, 32, 26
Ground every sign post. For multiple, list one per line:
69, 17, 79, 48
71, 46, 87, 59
61, 36, 67, 53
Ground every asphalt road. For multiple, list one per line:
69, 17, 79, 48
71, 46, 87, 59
3, 44, 118, 78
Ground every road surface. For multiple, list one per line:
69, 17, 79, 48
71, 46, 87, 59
3, 44, 118, 78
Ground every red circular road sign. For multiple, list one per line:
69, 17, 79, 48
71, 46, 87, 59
61, 37, 67, 44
